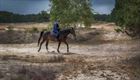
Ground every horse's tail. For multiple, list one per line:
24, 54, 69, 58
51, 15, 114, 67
38, 31, 44, 46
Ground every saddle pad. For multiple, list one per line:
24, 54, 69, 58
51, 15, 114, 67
50, 31, 57, 37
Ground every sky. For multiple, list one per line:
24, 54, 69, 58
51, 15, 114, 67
0, 0, 115, 14
92, 0, 115, 14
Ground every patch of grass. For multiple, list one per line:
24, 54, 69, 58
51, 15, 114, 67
0, 54, 65, 63
13, 65, 58, 80
6, 25, 14, 32
48, 55, 65, 63
11, 75, 26, 80
28, 27, 39, 33
0, 71, 4, 79
0, 55, 19, 60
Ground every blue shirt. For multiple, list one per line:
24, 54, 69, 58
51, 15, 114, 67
52, 22, 59, 36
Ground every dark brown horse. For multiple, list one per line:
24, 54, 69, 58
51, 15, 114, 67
38, 28, 76, 53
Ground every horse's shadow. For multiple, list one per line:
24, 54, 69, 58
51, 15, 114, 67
47, 51, 76, 55
61, 52, 76, 55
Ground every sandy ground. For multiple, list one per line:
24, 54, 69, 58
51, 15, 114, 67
0, 40, 140, 80
0, 40, 139, 57
0, 22, 140, 80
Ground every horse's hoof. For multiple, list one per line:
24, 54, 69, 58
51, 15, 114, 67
57, 50, 60, 53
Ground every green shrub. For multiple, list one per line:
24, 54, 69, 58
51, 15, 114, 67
7, 25, 14, 31
111, 0, 140, 37
28, 27, 39, 33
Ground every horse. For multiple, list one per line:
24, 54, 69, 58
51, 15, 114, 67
38, 27, 76, 53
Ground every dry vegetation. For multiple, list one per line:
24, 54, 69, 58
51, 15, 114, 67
0, 22, 140, 80
0, 22, 49, 31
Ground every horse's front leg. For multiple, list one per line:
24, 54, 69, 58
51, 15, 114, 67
57, 41, 61, 53
64, 41, 69, 53
46, 40, 49, 52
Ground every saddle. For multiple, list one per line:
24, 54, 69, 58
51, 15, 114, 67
50, 31, 59, 38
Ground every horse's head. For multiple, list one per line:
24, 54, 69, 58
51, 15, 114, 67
70, 27, 76, 40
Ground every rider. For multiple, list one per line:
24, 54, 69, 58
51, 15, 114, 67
52, 20, 60, 40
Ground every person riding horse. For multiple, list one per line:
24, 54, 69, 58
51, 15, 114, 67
52, 20, 60, 40
38, 25, 76, 53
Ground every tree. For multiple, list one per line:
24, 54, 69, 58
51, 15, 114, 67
111, 0, 140, 37
94, 14, 110, 21
38, 11, 50, 22
50, 0, 94, 27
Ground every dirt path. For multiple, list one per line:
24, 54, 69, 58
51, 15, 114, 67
0, 40, 139, 56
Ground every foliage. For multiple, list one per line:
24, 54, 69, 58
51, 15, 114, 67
111, 0, 140, 37
94, 14, 110, 22
0, 11, 50, 23
50, 0, 94, 27
7, 25, 14, 32
30, 27, 39, 33
38, 11, 50, 22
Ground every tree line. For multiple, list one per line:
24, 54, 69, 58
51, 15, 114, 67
0, 11, 50, 23
0, 11, 109, 23
111, 0, 140, 37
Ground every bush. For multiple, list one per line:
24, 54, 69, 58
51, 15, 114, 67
28, 27, 39, 33
111, 0, 140, 37
7, 25, 14, 31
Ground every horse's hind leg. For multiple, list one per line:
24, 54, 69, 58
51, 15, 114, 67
46, 40, 49, 52
57, 41, 61, 53
64, 41, 69, 52
38, 39, 45, 52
